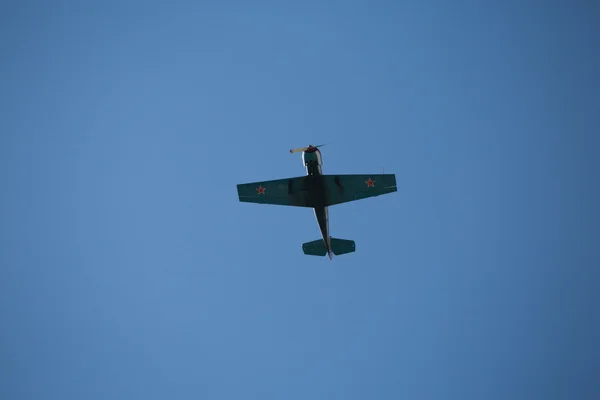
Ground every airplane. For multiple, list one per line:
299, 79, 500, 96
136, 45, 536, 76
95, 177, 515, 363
236, 144, 397, 259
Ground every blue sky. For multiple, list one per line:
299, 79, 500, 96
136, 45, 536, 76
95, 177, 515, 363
1, 1, 599, 399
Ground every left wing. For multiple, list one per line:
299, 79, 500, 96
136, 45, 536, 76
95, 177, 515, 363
323, 173, 397, 206
237, 176, 312, 207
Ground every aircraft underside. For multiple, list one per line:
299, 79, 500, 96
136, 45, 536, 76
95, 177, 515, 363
236, 144, 397, 259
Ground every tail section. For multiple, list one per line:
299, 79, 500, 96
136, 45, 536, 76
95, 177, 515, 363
301, 238, 356, 258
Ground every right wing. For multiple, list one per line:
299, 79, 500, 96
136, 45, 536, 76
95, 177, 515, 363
323, 173, 397, 206
236, 176, 311, 207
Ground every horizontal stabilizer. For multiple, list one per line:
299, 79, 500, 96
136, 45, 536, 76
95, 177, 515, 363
302, 239, 328, 256
330, 238, 356, 255
301, 238, 356, 257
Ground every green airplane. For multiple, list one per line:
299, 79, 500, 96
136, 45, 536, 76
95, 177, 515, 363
236, 144, 397, 259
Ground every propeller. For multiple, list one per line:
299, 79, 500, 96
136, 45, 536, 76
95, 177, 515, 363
289, 143, 329, 154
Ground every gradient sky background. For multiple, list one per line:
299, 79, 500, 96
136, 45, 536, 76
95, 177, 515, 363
1, 1, 599, 399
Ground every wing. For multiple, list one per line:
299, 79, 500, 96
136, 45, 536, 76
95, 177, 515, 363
236, 176, 311, 207
323, 173, 397, 206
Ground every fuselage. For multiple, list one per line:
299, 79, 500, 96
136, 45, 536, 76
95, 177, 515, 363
302, 147, 332, 259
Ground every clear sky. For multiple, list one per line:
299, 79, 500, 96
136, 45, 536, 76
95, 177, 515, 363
1, 1, 599, 399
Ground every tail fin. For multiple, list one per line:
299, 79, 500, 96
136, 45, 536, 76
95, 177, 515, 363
301, 238, 356, 258
330, 238, 356, 256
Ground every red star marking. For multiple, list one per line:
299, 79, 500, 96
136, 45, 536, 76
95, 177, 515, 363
365, 177, 375, 187
256, 185, 266, 195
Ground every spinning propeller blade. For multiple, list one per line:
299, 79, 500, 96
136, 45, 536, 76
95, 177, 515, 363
289, 147, 308, 154
289, 143, 330, 154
